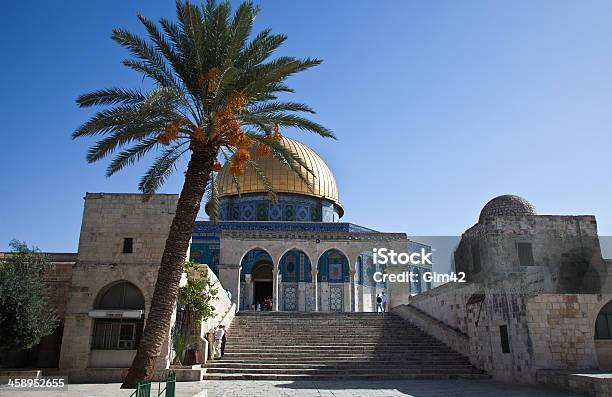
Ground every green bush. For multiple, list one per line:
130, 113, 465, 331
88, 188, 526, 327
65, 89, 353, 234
0, 240, 58, 351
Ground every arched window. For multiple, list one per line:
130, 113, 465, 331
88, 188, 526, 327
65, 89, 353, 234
91, 282, 145, 350
96, 282, 145, 310
596, 301, 612, 340
280, 250, 311, 282
318, 249, 349, 283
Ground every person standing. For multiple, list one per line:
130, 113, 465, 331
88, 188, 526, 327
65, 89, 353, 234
213, 325, 224, 359
376, 293, 384, 314
220, 325, 228, 358
381, 291, 388, 313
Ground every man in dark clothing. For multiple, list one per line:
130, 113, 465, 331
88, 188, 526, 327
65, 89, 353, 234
376, 293, 384, 314
220, 325, 228, 357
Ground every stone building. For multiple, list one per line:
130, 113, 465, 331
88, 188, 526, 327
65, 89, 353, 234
0, 137, 432, 381
394, 194, 612, 395
189, 137, 432, 312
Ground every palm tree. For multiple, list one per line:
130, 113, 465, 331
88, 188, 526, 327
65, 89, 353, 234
73, 0, 333, 387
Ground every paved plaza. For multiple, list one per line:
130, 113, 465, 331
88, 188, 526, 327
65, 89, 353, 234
0, 380, 586, 397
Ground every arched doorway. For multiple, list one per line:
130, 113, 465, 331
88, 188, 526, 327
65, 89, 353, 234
240, 248, 274, 310
595, 301, 612, 369
252, 263, 273, 310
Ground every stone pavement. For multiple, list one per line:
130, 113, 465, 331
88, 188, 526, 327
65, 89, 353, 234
0, 379, 587, 397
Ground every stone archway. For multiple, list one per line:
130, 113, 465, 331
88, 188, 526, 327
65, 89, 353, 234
595, 300, 612, 369
239, 248, 274, 310
90, 281, 145, 368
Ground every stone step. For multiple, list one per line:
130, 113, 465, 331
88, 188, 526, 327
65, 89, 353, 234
223, 345, 457, 351
224, 353, 461, 358
205, 367, 481, 375
207, 312, 485, 382
202, 373, 490, 381
218, 356, 465, 362
231, 324, 414, 328
227, 331, 426, 341
227, 340, 445, 349
210, 362, 476, 369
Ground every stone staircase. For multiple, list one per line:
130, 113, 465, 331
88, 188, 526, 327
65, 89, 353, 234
203, 311, 488, 381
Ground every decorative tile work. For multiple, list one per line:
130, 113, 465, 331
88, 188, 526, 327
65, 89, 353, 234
241, 204, 255, 221
269, 203, 282, 221
280, 250, 311, 283
296, 205, 309, 221
193, 220, 379, 234
215, 193, 341, 222
256, 202, 268, 221
284, 204, 295, 221
231, 206, 240, 221
318, 249, 349, 283
330, 285, 343, 312
283, 284, 297, 311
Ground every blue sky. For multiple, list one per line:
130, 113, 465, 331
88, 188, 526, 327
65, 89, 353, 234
2, 1, 612, 252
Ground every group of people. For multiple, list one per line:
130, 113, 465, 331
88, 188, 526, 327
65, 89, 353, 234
250, 296, 273, 311
376, 291, 388, 314
212, 324, 227, 359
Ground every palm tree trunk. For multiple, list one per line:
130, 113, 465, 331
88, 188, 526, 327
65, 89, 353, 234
121, 145, 216, 388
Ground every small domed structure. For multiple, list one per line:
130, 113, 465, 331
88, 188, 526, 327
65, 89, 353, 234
479, 195, 536, 222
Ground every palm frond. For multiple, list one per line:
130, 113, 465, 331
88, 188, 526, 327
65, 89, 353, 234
246, 159, 277, 202
241, 113, 335, 139
77, 88, 146, 107
139, 143, 189, 199
74, 0, 333, 201
112, 28, 176, 87
86, 124, 164, 163
220, 149, 242, 196
236, 29, 286, 69
106, 137, 161, 177
245, 101, 315, 115
224, 2, 258, 70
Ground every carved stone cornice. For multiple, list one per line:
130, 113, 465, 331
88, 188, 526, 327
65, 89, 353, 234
220, 230, 408, 242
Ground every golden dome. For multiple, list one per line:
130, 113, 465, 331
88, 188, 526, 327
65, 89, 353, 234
217, 137, 343, 216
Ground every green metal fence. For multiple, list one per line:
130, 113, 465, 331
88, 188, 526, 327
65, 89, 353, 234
129, 371, 176, 397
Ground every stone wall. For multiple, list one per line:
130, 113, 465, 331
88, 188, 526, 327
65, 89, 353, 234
526, 294, 602, 371
201, 264, 235, 363
43, 262, 74, 320
59, 193, 183, 382
455, 215, 607, 294
58, 262, 164, 380
404, 277, 612, 383
77, 193, 179, 264
393, 304, 470, 357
